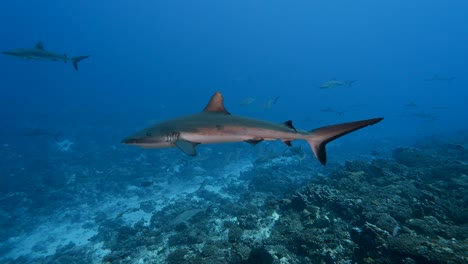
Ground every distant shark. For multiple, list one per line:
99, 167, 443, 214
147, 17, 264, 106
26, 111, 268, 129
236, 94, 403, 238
122, 92, 383, 165
2, 41, 90, 70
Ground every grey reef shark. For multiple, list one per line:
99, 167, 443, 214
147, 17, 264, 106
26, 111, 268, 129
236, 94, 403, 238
122, 92, 383, 165
2, 41, 90, 70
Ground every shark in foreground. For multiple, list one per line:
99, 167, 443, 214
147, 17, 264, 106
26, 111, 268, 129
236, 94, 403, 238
2, 41, 90, 70
122, 92, 383, 165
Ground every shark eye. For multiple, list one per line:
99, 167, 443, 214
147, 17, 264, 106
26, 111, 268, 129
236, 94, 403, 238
146, 131, 152, 136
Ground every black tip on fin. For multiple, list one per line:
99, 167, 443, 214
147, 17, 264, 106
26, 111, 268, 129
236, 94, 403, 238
312, 143, 327, 165
282, 120, 296, 131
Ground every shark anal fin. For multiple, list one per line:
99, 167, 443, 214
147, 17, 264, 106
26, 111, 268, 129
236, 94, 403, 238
203, 91, 231, 114
175, 140, 198, 156
35, 41, 44, 50
282, 120, 296, 131
245, 138, 264, 145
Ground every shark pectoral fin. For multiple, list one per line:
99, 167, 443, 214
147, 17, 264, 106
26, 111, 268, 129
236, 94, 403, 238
245, 138, 264, 145
306, 118, 383, 165
175, 140, 198, 156
283, 140, 292, 146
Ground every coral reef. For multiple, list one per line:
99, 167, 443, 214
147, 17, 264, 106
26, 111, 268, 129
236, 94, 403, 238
1, 136, 467, 263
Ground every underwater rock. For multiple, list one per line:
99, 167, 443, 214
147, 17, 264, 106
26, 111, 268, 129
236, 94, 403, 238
406, 216, 468, 240
228, 224, 244, 243
247, 248, 274, 264
238, 214, 259, 230
230, 243, 252, 263
311, 217, 330, 228
392, 147, 439, 167
102, 250, 130, 263
167, 231, 200, 246
431, 162, 468, 180
139, 200, 156, 213
166, 249, 189, 264
387, 233, 467, 264
5, 135, 467, 264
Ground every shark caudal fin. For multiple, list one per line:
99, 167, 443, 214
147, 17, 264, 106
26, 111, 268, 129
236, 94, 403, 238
71, 55, 90, 70
306, 118, 383, 165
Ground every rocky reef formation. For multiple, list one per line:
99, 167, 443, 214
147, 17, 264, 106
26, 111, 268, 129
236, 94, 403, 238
90, 143, 466, 263
1, 137, 467, 263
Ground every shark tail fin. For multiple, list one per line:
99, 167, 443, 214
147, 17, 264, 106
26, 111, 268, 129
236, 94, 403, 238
71, 55, 90, 70
347, 80, 357, 86
306, 118, 383, 165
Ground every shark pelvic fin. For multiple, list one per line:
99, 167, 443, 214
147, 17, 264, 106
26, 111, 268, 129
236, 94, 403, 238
306, 118, 383, 165
245, 138, 264, 145
175, 140, 198, 156
35, 41, 44, 50
203, 91, 231, 114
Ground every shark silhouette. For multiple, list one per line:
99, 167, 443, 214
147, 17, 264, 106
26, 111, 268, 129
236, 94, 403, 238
122, 92, 383, 165
2, 41, 90, 70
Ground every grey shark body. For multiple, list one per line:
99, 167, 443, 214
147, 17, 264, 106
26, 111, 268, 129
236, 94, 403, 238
2, 41, 90, 70
122, 92, 383, 165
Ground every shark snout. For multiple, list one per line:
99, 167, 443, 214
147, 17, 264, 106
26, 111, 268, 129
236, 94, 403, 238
121, 137, 138, 144
121, 135, 155, 145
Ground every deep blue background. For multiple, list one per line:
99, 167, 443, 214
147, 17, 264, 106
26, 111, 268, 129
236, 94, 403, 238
1, 0, 467, 145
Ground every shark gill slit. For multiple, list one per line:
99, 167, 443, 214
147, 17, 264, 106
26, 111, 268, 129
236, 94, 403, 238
165, 132, 180, 143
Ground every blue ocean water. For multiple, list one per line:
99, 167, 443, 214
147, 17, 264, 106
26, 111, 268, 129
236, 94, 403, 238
0, 1, 467, 263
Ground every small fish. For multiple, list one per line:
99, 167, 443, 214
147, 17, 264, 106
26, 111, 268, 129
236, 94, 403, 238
239, 97, 256, 106
263, 96, 279, 110
404, 102, 418, 108
319, 79, 357, 89
424, 74, 455, 82
407, 111, 438, 120
22, 128, 62, 141
320, 107, 345, 116
2, 41, 90, 70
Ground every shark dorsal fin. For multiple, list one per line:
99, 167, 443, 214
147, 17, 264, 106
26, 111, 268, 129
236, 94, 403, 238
35, 41, 44, 50
282, 120, 296, 131
203, 91, 231, 114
